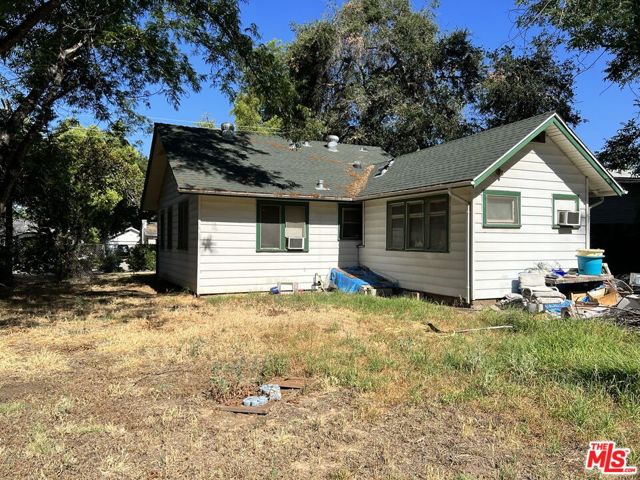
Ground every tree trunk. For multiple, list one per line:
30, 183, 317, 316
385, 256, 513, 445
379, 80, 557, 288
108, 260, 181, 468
0, 40, 81, 214
0, 197, 14, 286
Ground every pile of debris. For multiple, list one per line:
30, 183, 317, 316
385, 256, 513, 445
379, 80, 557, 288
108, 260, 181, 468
218, 377, 310, 415
497, 266, 640, 329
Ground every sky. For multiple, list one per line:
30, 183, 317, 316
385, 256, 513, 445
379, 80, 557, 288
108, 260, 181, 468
122, 0, 637, 156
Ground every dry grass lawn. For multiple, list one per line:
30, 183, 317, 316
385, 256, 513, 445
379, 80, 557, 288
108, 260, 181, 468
0, 273, 638, 479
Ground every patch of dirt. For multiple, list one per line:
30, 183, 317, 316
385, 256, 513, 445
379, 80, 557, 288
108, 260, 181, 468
0, 274, 591, 478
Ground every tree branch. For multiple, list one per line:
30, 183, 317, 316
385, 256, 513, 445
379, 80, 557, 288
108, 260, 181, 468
0, 0, 60, 56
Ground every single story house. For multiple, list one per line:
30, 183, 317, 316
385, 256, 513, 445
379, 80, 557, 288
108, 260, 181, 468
141, 112, 624, 303
106, 227, 141, 248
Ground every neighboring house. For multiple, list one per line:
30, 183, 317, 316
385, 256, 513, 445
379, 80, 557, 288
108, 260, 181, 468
141, 220, 157, 245
141, 112, 624, 303
106, 227, 140, 248
591, 171, 640, 274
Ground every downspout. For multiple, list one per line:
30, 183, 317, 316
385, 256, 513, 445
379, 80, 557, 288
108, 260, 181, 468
448, 188, 472, 306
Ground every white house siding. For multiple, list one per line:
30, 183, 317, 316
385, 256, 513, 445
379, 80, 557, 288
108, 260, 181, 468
156, 168, 198, 291
358, 189, 470, 299
198, 196, 357, 294
472, 138, 588, 299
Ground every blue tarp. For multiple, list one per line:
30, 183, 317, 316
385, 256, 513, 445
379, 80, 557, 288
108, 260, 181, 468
329, 268, 370, 294
329, 266, 398, 294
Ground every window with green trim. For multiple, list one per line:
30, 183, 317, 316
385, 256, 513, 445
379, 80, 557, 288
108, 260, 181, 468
483, 190, 521, 228
339, 204, 362, 240
256, 201, 309, 252
386, 195, 449, 252
552, 193, 579, 228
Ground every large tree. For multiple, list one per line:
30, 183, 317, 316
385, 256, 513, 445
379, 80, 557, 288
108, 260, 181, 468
517, 0, 640, 174
597, 116, 640, 176
0, 0, 255, 282
517, 0, 640, 85
0, 0, 255, 216
17, 120, 145, 278
478, 36, 581, 128
242, 0, 484, 156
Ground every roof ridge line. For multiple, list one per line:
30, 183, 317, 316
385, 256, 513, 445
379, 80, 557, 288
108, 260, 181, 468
395, 111, 556, 160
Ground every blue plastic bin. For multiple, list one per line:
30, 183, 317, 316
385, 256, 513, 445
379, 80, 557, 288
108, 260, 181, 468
576, 255, 604, 275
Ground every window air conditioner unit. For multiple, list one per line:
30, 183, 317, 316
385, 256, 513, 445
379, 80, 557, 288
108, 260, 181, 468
557, 210, 580, 227
287, 237, 304, 250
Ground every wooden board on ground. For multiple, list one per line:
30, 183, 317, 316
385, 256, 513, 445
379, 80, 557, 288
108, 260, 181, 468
218, 403, 273, 415
268, 376, 311, 389
217, 377, 312, 415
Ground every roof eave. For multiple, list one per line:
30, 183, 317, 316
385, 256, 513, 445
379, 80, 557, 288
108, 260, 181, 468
355, 180, 473, 200
140, 126, 159, 211
176, 187, 356, 202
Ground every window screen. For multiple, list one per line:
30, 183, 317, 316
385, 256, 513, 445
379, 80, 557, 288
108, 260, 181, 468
339, 205, 363, 240
386, 196, 449, 251
285, 205, 305, 239
406, 201, 424, 249
426, 198, 448, 252
260, 204, 281, 249
388, 203, 406, 250
484, 191, 520, 227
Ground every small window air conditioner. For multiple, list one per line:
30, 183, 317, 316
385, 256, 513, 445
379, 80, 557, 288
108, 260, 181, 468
287, 237, 304, 250
557, 210, 580, 227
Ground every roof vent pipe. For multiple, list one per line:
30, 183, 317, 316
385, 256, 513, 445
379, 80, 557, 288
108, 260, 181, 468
326, 135, 339, 152
302, 141, 311, 147
315, 179, 330, 191
221, 122, 235, 137
352, 160, 362, 169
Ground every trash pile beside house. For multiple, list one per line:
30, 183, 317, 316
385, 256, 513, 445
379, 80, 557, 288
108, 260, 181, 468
497, 249, 640, 327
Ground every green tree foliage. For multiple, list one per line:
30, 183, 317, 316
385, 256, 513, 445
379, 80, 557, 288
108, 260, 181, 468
478, 37, 581, 128
232, 93, 283, 135
18, 120, 145, 278
518, 0, 640, 173
597, 118, 640, 176
0, 0, 256, 216
242, 0, 484, 155
518, 0, 640, 85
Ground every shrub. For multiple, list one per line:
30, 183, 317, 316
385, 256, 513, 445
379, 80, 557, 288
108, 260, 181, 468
128, 244, 155, 272
100, 251, 122, 273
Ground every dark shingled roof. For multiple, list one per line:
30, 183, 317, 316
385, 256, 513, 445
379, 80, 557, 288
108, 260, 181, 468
152, 112, 556, 201
360, 112, 554, 197
155, 123, 391, 199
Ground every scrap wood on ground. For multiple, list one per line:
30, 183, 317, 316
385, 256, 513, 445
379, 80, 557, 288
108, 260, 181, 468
218, 377, 312, 415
